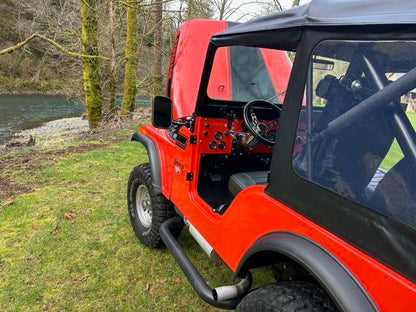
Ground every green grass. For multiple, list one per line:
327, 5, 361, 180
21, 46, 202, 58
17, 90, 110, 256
0, 139, 273, 311
380, 112, 416, 170
5, 112, 412, 311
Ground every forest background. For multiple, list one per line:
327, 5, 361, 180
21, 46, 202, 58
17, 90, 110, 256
0, 0, 303, 129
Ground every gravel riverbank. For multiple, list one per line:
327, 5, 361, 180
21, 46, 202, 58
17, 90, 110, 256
18, 117, 89, 137
1, 106, 151, 150
1, 117, 88, 150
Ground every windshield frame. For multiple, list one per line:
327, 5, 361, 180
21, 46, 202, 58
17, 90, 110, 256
195, 42, 291, 118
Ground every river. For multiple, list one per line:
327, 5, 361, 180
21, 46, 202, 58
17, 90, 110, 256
0, 94, 84, 144
0, 94, 150, 144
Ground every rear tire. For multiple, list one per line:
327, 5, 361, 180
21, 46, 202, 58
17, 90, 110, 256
127, 163, 183, 248
236, 281, 336, 312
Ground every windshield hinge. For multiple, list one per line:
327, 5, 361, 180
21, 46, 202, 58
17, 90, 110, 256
190, 135, 197, 144
190, 113, 196, 132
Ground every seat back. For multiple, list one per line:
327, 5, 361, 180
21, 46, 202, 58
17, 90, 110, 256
308, 77, 395, 202
371, 158, 416, 227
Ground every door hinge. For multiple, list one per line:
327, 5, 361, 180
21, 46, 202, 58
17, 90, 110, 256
190, 135, 197, 144
186, 172, 194, 181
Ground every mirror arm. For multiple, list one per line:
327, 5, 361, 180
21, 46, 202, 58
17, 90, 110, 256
171, 114, 196, 132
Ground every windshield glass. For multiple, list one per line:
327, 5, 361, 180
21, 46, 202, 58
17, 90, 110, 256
207, 46, 291, 104
293, 40, 416, 229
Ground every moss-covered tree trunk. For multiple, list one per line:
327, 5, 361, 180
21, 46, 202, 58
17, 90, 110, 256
186, 0, 194, 19
107, 0, 117, 116
152, 0, 163, 95
80, 0, 103, 128
121, 0, 139, 116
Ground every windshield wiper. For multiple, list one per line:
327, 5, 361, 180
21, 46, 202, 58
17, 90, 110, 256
264, 90, 286, 103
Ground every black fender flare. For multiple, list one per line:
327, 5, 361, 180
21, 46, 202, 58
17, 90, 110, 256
234, 232, 379, 312
131, 132, 162, 194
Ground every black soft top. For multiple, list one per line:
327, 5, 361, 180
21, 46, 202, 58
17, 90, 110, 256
212, 0, 416, 50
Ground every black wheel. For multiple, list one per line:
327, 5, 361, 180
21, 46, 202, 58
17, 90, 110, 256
236, 281, 336, 312
127, 163, 183, 248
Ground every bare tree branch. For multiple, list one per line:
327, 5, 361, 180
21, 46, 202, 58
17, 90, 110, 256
81, 0, 96, 11
117, 0, 175, 9
0, 33, 38, 55
0, 33, 109, 60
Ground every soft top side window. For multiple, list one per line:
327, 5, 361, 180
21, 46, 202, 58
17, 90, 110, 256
293, 40, 416, 230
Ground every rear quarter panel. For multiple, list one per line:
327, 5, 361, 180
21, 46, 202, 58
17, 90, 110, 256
183, 184, 416, 311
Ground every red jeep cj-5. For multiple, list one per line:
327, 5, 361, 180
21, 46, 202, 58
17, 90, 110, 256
128, 1, 416, 311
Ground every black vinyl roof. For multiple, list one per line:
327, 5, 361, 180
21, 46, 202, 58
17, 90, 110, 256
214, 0, 416, 40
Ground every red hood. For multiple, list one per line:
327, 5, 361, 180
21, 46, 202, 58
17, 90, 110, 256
169, 19, 228, 119
168, 19, 292, 119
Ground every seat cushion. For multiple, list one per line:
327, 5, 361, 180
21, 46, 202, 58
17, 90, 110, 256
229, 171, 269, 196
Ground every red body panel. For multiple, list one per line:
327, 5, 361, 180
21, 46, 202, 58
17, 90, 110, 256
139, 126, 176, 198
198, 118, 233, 154
140, 18, 416, 311
207, 47, 232, 101
141, 114, 416, 311
169, 20, 228, 119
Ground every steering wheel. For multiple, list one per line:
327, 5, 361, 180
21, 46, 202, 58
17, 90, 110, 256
243, 99, 281, 146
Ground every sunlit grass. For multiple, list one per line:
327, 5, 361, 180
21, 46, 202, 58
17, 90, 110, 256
380, 112, 416, 170
0, 139, 256, 311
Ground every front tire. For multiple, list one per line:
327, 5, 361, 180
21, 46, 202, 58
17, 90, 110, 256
236, 281, 336, 312
127, 163, 182, 248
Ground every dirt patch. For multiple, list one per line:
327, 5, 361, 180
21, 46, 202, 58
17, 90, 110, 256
1, 144, 108, 171
0, 143, 110, 200
0, 114, 144, 200
0, 176, 31, 200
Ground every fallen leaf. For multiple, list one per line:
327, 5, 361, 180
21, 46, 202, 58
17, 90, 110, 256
63, 212, 76, 220
145, 283, 152, 292
76, 273, 90, 282
0, 198, 14, 210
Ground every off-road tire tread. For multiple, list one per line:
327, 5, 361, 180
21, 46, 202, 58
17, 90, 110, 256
236, 281, 336, 312
128, 163, 182, 248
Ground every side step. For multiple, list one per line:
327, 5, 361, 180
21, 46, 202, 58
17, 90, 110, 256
159, 217, 252, 310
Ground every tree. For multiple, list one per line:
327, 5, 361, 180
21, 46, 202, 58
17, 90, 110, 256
0, 0, 108, 130
80, 0, 104, 128
121, 0, 139, 116
107, 0, 117, 116
271, 0, 283, 11
213, 0, 277, 21
152, 0, 163, 95
186, 0, 214, 19
216, 0, 227, 19
262, 0, 284, 14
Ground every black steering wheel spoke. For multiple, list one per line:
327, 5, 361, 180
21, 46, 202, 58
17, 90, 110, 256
243, 99, 281, 146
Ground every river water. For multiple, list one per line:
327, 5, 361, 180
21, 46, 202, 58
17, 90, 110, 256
0, 94, 151, 144
0, 94, 84, 144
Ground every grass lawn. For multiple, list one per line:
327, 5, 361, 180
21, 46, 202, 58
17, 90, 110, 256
0, 134, 270, 311
380, 112, 416, 169
2, 113, 413, 311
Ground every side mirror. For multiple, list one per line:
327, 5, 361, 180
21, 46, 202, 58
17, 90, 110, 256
152, 95, 172, 129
